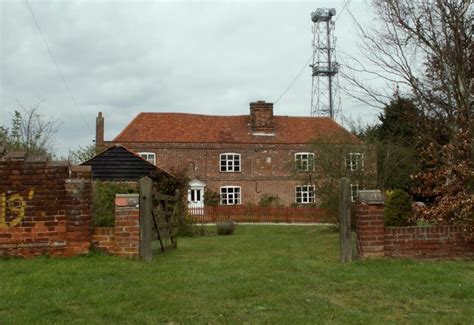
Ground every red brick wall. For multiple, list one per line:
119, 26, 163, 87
356, 203, 474, 260
105, 142, 376, 207
0, 159, 91, 257
91, 227, 115, 252
91, 194, 139, 258
114, 194, 140, 257
103, 142, 313, 206
356, 203, 385, 258
385, 226, 474, 259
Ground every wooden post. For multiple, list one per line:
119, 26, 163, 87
339, 177, 352, 263
172, 190, 180, 248
139, 176, 153, 261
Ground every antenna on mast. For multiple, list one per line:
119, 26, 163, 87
310, 8, 340, 119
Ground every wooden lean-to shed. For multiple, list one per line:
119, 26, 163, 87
81, 144, 173, 182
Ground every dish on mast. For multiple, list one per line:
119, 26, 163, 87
310, 8, 336, 23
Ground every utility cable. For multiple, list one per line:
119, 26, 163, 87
335, 0, 351, 23
274, 54, 313, 104
24, 0, 93, 135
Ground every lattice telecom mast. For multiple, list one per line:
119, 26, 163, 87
310, 8, 340, 118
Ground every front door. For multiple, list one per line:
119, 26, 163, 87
187, 179, 206, 210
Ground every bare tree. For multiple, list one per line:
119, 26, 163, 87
342, 1, 472, 233
5, 101, 59, 157
342, 1, 471, 132
0, 127, 7, 156
68, 143, 96, 165
291, 133, 377, 220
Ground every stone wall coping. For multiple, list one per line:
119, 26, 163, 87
0, 158, 71, 166
70, 165, 91, 172
115, 193, 139, 207
25, 156, 48, 163
2, 151, 27, 160
386, 225, 461, 230
116, 193, 140, 198
65, 178, 91, 184
358, 190, 384, 205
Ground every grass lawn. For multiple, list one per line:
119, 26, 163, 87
1, 225, 473, 324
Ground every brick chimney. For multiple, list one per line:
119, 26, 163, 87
249, 101, 274, 134
96, 112, 104, 151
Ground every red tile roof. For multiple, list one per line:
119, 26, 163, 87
113, 113, 362, 144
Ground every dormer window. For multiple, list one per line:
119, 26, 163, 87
345, 153, 364, 171
220, 153, 241, 172
295, 152, 315, 171
138, 152, 156, 165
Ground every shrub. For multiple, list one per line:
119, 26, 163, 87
291, 202, 318, 208
384, 189, 414, 226
152, 168, 189, 196
177, 211, 198, 237
204, 189, 220, 206
176, 200, 213, 237
92, 181, 138, 227
216, 220, 236, 235
258, 194, 282, 207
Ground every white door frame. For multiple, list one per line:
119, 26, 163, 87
187, 179, 206, 209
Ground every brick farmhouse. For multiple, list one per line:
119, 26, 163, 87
96, 101, 374, 208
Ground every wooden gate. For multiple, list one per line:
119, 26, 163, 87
139, 176, 180, 260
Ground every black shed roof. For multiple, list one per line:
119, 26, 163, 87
82, 145, 173, 181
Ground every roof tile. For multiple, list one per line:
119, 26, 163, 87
113, 113, 361, 144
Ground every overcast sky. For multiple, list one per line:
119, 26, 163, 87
1, 0, 378, 157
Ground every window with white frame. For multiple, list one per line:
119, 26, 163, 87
138, 152, 156, 165
295, 185, 315, 204
295, 152, 315, 171
220, 186, 241, 205
189, 189, 202, 203
220, 153, 241, 172
345, 153, 363, 171
350, 184, 359, 202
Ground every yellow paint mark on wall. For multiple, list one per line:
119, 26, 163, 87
0, 189, 34, 228
0, 193, 5, 228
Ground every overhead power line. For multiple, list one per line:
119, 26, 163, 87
24, 0, 93, 135
274, 54, 313, 104
334, 0, 351, 23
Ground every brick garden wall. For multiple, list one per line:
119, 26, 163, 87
384, 226, 473, 259
0, 158, 92, 257
356, 203, 386, 257
357, 203, 474, 260
91, 194, 140, 258
91, 227, 115, 252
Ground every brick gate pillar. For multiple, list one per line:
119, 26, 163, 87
114, 194, 140, 258
356, 190, 385, 258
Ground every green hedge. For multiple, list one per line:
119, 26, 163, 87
384, 189, 413, 226
92, 181, 138, 227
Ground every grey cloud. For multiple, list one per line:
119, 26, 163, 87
1, 0, 378, 157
